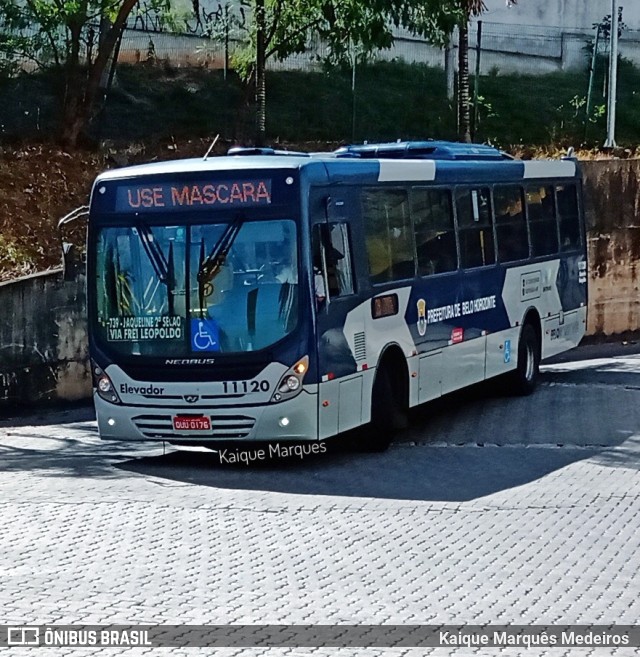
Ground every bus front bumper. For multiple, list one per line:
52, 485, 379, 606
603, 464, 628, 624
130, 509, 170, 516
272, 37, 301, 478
95, 390, 318, 443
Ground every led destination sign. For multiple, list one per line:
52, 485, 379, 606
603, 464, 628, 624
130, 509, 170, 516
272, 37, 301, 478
115, 179, 272, 212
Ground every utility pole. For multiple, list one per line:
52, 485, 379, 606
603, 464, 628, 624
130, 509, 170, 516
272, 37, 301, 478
255, 0, 267, 147
604, 0, 619, 148
351, 40, 357, 142
584, 23, 601, 143
445, 27, 457, 102
472, 21, 482, 140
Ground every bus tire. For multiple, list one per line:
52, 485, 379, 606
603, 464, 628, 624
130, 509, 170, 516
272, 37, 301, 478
363, 364, 408, 452
509, 323, 540, 395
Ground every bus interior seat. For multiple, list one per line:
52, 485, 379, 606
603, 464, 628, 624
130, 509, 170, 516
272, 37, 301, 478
417, 231, 457, 274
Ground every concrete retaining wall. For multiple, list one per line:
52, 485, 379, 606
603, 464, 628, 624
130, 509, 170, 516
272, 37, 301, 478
582, 160, 640, 336
0, 159, 639, 408
0, 269, 90, 409
123, 0, 640, 74
118, 25, 640, 75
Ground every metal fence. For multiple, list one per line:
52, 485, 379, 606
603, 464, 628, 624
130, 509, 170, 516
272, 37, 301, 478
118, 21, 640, 75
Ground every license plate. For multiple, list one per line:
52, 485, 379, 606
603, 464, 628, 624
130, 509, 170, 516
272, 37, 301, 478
172, 416, 211, 431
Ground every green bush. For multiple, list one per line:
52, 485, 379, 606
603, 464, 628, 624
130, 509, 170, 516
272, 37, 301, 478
1, 58, 639, 148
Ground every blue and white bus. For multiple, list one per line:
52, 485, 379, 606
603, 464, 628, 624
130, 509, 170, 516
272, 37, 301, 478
88, 141, 587, 451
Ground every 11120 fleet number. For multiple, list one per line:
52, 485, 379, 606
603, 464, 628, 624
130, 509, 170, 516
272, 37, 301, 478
222, 380, 270, 394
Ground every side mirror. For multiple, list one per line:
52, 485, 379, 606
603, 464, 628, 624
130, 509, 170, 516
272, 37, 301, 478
58, 206, 89, 282
62, 242, 83, 282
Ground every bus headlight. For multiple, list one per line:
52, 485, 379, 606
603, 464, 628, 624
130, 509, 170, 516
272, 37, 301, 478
272, 356, 308, 402
282, 376, 300, 392
92, 361, 121, 405
98, 376, 113, 393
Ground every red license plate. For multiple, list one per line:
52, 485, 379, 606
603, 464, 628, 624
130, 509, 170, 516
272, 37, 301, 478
172, 416, 211, 431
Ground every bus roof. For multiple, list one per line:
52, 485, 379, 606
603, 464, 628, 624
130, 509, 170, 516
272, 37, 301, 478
333, 140, 511, 160
94, 142, 579, 186
94, 154, 315, 182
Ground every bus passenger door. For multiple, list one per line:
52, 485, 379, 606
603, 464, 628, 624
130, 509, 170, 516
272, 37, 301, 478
312, 193, 365, 440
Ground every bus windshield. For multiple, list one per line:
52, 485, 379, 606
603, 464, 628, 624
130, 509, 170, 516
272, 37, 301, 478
94, 218, 299, 356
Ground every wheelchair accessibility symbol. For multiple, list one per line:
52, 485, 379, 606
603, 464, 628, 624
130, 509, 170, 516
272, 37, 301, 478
191, 319, 220, 352
504, 339, 511, 364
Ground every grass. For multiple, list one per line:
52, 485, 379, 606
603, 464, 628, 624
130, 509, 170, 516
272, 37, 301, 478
267, 62, 456, 143
476, 56, 640, 148
1, 56, 639, 148
84, 55, 640, 149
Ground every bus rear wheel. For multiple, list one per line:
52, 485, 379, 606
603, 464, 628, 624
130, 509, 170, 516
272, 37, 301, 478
509, 323, 540, 395
362, 364, 408, 452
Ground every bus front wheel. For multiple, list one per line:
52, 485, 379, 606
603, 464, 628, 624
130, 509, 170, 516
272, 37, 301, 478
509, 323, 540, 395
363, 364, 408, 452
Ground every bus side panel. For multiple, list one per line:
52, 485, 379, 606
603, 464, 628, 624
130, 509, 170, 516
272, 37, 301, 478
342, 287, 418, 414
441, 337, 487, 395
316, 373, 365, 438
485, 327, 520, 379
500, 256, 587, 362
404, 268, 508, 390
542, 306, 587, 359
541, 248, 588, 358
418, 351, 442, 403
318, 379, 339, 439
338, 375, 363, 433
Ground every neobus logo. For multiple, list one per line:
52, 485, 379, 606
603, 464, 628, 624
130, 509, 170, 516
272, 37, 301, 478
119, 383, 165, 396
165, 358, 216, 365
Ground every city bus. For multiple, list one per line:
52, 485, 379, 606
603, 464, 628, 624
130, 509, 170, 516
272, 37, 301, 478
87, 141, 587, 451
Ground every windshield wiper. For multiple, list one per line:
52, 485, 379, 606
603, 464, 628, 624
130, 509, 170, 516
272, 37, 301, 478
197, 216, 243, 317
138, 223, 175, 314
138, 223, 169, 283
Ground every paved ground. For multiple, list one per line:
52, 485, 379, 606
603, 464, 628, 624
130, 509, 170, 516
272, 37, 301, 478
1, 341, 640, 656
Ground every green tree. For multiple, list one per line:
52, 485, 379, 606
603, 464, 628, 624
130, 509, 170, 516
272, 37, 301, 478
450, 0, 518, 143
399, 0, 486, 143
383, 0, 520, 143
236, 0, 490, 145
0, 0, 176, 146
222, 0, 418, 145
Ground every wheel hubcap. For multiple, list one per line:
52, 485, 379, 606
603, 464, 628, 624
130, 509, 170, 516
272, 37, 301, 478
525, 342, 535, 381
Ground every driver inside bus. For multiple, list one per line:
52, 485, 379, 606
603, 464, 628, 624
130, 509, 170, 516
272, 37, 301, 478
313, 242, 345, 306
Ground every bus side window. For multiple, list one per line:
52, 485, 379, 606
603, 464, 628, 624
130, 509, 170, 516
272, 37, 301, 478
455, 187, 494, 268
556, 184, 581, 251
312, 223, 355, 299
494, 185, 529, 262
526, 184, 559, 257
412, 188, 457, 275
362, 188, 415, 283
